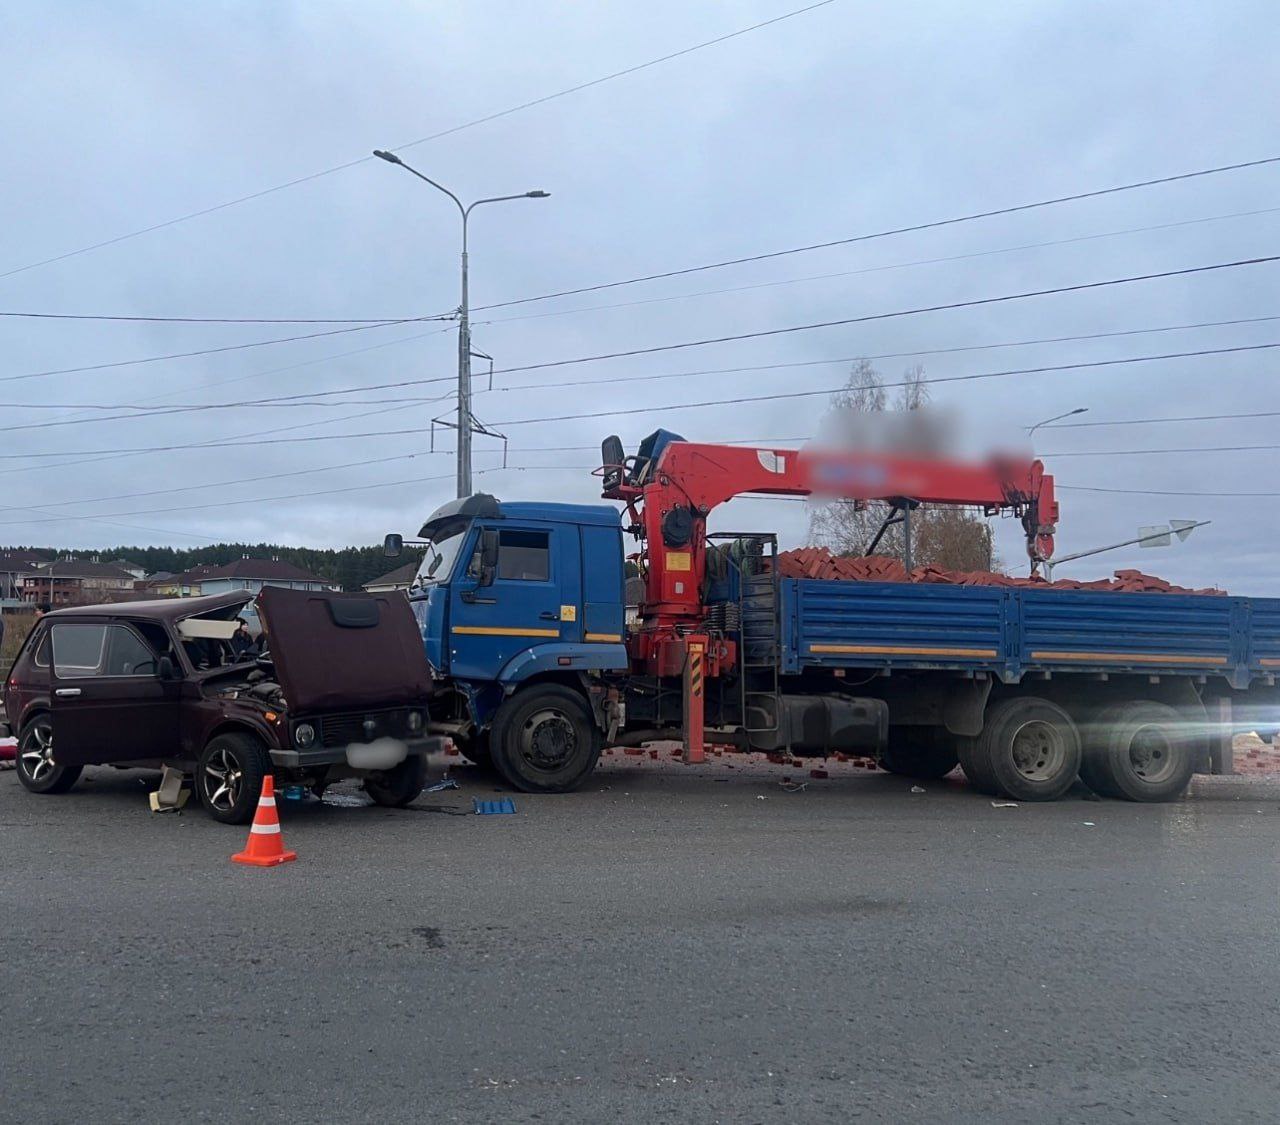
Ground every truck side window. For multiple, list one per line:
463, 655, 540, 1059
497, 530, 549, 582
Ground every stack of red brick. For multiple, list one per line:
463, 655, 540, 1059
775, 548, 1221, 595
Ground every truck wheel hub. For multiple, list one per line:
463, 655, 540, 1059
521, 710, 576, 768
1009, 720, 1065, 782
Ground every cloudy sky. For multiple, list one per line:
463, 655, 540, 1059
2, 1, 1277, 589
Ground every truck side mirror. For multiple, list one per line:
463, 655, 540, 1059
156, 655, 178, 681
479, 529, 499, 586
383, 533, 403, 558
601, 435, 625, 491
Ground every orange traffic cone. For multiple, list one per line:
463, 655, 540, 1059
232, 776, 297, 867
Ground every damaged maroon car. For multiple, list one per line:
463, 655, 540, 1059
3, 587, 445, 824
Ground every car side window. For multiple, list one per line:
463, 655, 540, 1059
104, 625, 158, 676
31, 626, 51, 668
497, 530, 550, 582
51, 624, 109, 677
51, 623, 157, 678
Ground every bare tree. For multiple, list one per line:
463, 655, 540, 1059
807, 361, 998, 572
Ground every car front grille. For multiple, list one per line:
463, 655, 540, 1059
317, 711, 405, 748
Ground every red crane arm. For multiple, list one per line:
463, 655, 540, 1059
604, 439, 1058, 641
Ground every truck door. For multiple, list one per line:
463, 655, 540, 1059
49, 621, 181, 767
448, 524, 580, 681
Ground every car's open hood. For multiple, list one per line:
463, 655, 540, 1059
256, 587, 433, 713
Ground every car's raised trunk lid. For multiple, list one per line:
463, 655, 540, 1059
256, 587, 433, 713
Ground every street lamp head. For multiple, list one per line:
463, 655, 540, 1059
525, 190, 550, 198
373, 149, 403, 165
1068, 407, 1088, 416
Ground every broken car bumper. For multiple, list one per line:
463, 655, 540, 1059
268, 735, 446, 770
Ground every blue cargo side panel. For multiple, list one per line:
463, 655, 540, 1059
1245, 598, 1280, 672
784, 579, 1005, 674
1020, 590, 1233, 674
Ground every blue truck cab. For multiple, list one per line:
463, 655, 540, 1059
394, 494, 630, 790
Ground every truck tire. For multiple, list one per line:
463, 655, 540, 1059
1080, 701, 1195, 802
365, 755, 429, 807
980, 697, 1081, 802
489, 685, 602, 794
16, 715, 82, 795
956, 735, 998, 795
197, 732, 269, 825
880, 729, 959, 779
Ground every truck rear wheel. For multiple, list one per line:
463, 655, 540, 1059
880, 729, 959, 779
490, 685, 601, 794
979, 697, 1081, 802
1080, 701, 1195, 802
957, 735, 998, 795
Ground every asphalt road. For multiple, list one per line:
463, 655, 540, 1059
3, 751, 1279, 1124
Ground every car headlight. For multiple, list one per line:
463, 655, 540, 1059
407, 711, 423, 734
294, 722, 316, 749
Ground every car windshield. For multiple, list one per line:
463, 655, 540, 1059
411, 526, 468, 589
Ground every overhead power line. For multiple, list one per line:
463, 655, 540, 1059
7, 340, 1276, 465
0, 1, 837, 282
6, 312, 1278, 431
1060, 484, 1280, 498
488, 341, 1280, 426
1044, 442, 1280, 458
0, 315, 452, 385
484, 255, 1280, 378
0, 311, 429, 325
1044, 408, 1280, 428
474, 156, 1280, 312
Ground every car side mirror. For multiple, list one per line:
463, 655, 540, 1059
157, 655, 178, 682
383, 533, 403, 558
479, 529, 499, 587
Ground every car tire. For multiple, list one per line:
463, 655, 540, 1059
980, 696, 1081, 802
1081, 701, 1195, 802
956, 734, 998, 795
880, 728, 959, 779
454, 732, 493, 770
365, 755, 429, 808
16, 714, 82, 795
489, 684, 601, 794
196, 733, 269, 825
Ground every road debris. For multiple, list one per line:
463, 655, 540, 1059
991, 801, 1019, 808
778, 781, 808, 793
425, 777, 460, 793
910, 785, 926, 793
473, 797, 517, 815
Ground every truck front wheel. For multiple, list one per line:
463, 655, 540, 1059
490, 685, 602, 794
979, 697, 1081, 802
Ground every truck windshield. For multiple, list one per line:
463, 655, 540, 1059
411, 525, 469, 589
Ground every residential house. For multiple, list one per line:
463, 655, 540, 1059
19, 558, 141, 607
146, 564, 218, 598
0, 551, 52, 609
361, 559, 422, 594
168, 557, 339, 597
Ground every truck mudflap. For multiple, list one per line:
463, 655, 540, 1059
747, 695, 889, 756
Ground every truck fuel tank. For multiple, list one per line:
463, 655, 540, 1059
747, 695, 888, 757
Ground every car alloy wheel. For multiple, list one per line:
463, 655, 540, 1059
201, 745, 246, 814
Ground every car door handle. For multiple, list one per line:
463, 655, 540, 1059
539, 612, 560, 621
55, 688, 81, 698
460, 591, 497, 605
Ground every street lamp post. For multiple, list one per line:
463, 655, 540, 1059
373, 149, 549, 497
1027, 406, 1088, 437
